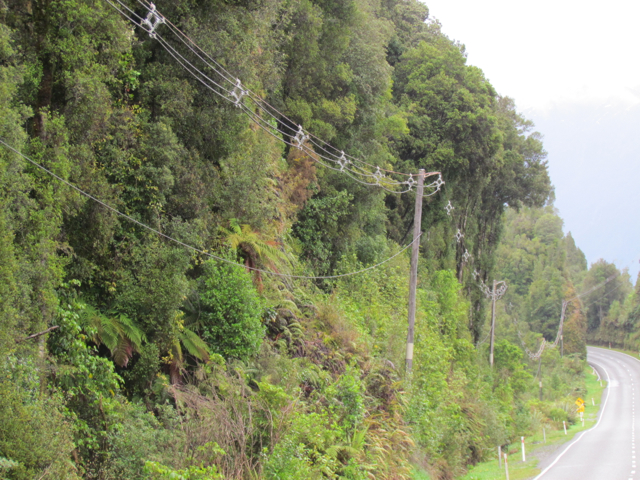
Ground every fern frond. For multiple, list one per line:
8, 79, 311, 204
116, 314, 146, 348
179, 327, 210, 361
112, 338, 135, 367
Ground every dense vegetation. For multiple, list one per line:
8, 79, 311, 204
1, 0, 633, 479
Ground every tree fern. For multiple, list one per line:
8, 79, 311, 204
78, 304, 146, 367
219, 220, 294, 289
178, 327, 210, 361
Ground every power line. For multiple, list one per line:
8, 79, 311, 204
102, 0, 442, 194
133, 0, 414, 178
505, 265, 633, 360
0, 138, 421, 280
446, 192, 636, 357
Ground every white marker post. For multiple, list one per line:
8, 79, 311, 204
592, 398, 595, 406
498, 446, 502, 468
521, 436, 526, 462
504, 453, 510, 480
563, 420, 567, 435
543, 427, 546, 443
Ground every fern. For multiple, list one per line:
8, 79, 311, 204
179, 327, 210, 361
78, 304, 146, 367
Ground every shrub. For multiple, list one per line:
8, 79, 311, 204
548, 407, 568, 423
0, 381, 79, 480
198, 259, 264, 360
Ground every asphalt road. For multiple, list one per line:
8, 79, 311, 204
534, 346, 638, 480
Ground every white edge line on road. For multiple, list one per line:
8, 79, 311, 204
532, 358, 611, 480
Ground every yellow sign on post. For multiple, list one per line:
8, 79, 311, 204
577, 405, 585, 413
575, 398, 585, 407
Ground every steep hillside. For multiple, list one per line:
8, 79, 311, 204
0, 1, 587, 479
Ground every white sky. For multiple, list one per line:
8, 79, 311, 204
424, 0, 640, 110
424, 0, 640, 280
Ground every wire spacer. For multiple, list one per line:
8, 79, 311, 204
337, 151, 349, 171
293, 125, 309, 150
373, 166, 384, 185
230, 78, 246, 107
142, 3, 165, 38
405, 175, 416, 190
445, 200, 454, 215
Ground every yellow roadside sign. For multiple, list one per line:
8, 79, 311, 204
577, 405, 585, 413
575, 397, 585, 407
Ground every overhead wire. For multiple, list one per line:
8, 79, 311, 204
0, 138, 422, 281
476, 329, 491, 346
447, 193, 634, 358
134, 0, 413, 177
235, 102, 435, 194
504, 260, 634, 360
103, 0, 439, 193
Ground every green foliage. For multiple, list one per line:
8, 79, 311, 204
48, 294, 122, 399
124, 343, 162, 399
263, 412, 343, 480
111, 241, 191, 347
78, 304, 146, 367
0, 0, 570, 478
197, 259, 265, 360
326, 363, 366, 431
94, 401, 176, 480
584, 259, 631, 332
493, 340, 533, 394
0, 380, 79, 480
0, 457, 20, 477
144, 462, 222, 480
143, 442, 225, 480
494, 206, 587, 344
293, 190, 354, 275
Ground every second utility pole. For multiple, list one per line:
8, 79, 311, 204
489, 279, 497, 368
406, 169, 425, 374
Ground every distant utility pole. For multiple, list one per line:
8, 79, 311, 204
559, 300, 568, 357
488, 279, 507, 368
406, 169, 425, 374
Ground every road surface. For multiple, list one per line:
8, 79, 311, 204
535, 346, 638, 479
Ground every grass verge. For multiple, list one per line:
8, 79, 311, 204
455, 367, 606, 480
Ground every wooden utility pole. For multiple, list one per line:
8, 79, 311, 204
489, 279, 497, 368
539, 380, 543, 401
406, 169, 425, 374
560, 300, 567, 357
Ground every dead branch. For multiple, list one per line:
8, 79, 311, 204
16, 326, 59, 343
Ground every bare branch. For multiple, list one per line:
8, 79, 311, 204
16, 326, 59, 343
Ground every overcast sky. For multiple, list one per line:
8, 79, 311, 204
423, 0, 640, 280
